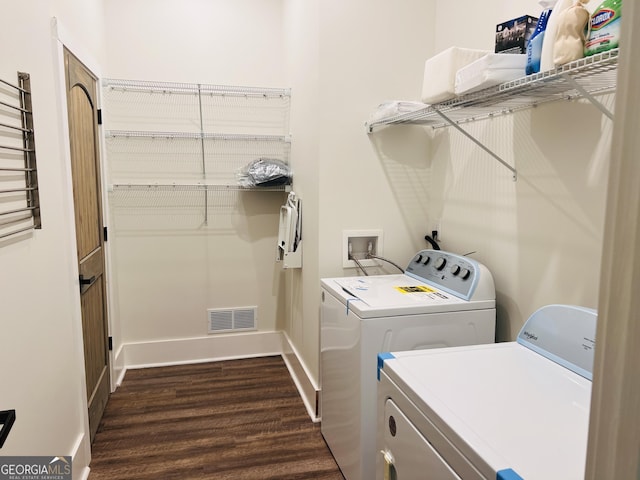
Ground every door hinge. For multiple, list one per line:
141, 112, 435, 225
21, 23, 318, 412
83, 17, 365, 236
97, 109, 102, 125
108, 336, 113, 351
103, 226, 108, 242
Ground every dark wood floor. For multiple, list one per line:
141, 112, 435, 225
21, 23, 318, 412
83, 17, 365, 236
89, 356, 344, 480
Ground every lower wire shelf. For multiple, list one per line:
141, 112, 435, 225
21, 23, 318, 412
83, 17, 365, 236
109, 182, 291, 192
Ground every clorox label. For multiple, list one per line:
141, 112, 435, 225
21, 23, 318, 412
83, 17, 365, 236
591, 8, 615, 30
585, 0, 621, 56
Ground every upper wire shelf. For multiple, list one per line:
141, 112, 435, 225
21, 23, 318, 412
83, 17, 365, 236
366, 49, 619, 132
105, 130, 291, 143
102, 78, 291, 99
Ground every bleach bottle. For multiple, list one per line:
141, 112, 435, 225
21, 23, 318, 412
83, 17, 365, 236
585, 0, 622, 56
540, 0, 573, 71
526, 0, 557, 74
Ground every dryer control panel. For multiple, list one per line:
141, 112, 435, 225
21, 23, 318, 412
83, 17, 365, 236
404, 249, 480, 301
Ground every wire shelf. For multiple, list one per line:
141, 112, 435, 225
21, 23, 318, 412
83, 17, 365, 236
103, 78, 292, 223
110, 182, 291, 192
102, 78, 291, 99
105, 130, 291, 143
366, 49, 619, 132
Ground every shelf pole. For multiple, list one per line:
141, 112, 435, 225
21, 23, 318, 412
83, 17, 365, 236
197, 83, 208, 225
561, 73, 614, 120
432, 108, 517, 181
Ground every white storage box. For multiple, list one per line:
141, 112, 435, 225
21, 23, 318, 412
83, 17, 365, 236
367, 101, 427, 124
421, 47, 490, 104
454, 53, 527, 96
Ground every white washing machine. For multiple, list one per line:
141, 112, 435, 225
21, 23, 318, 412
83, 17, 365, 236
376, 304, 597, 480
320, 249, 496, 480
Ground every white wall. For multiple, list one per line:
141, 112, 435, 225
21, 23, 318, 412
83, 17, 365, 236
0, 0, 619, 470
102, 0, 289, 362
280, 0, 321, 399
283, 0, 612, 399
280, 0, 437, 396
430, 0, 609, 339
104, 0, 285, 85
0, 0, 106, 476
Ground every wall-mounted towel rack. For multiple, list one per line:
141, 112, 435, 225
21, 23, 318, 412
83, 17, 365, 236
0, 72, 41, 240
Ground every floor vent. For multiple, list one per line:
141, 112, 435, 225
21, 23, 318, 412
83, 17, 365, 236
208, 307, 257, 334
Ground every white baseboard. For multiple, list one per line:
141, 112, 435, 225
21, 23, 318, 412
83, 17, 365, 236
281, 332, 320, 422
118, 331, 319, 422
111, 343, 126, 389
71, 432, 90, 480
123, 331, 283, 369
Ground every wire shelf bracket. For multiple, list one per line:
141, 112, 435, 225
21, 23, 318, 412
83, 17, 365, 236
433, 107, 518, 181
366, 49, 619, 180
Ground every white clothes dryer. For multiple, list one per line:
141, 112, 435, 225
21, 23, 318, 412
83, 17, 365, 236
376, 304, 597, 480
321, 249, 496, 480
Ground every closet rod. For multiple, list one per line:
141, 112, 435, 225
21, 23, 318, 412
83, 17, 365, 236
0, 224, 35, 240
0, 77, 28, 94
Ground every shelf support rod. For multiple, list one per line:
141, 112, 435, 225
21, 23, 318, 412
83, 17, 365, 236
560, 73, 614, 120
197, 83, 208, 226
432, 108, 517, 181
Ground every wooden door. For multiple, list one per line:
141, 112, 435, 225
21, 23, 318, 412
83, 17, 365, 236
64, 49, 110, 443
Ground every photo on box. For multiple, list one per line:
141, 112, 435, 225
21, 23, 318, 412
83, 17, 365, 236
495, 15, 538, 54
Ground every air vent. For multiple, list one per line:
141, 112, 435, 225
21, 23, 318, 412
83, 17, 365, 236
208, 307, 257, 334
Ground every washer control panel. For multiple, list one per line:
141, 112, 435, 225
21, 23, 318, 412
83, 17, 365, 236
404, 249, 479, 300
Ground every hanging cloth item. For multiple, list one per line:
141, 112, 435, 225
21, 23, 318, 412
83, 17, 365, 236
553, 0, 591, 65
276, 191, 302, 269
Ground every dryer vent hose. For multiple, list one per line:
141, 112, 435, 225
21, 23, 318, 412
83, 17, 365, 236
424, 234, 440, 250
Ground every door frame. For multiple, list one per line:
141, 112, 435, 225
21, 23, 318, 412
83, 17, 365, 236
51, 17, 118, 449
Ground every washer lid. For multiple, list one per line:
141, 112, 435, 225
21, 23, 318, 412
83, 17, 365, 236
334, 275, 465, 309
322, 274, 493, 318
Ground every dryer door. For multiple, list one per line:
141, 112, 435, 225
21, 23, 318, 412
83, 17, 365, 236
382, 398, 461, 480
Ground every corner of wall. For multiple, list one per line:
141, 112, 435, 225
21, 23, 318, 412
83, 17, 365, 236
281, 332, 321, 422
71, 432, 91, 480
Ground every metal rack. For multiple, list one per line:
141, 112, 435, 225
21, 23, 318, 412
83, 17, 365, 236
366, 49, 619, 180
105, 130, 291, 142
0, 72, 40, 240
110, 183, 291, 192
102, 78, 291, 99
102, 78, 292, 223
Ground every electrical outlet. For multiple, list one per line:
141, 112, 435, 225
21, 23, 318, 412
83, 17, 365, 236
343, 229, 383, 268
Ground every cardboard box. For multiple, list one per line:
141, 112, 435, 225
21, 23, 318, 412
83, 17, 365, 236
495, 15, 538, 54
